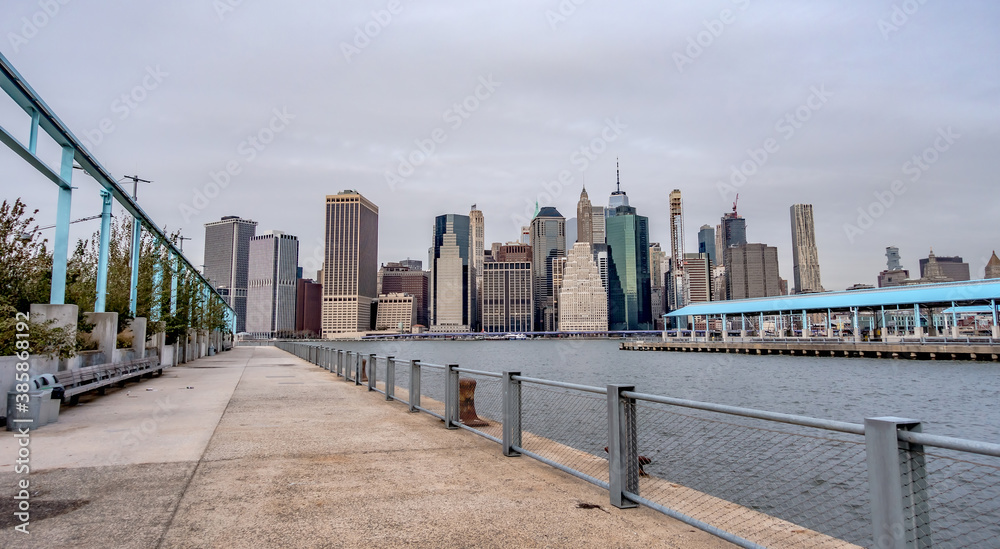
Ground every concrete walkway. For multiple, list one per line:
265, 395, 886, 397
1, 346, 732, 548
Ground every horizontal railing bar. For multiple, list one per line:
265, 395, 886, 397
455, 423, 502, 444
452, 367, 503, 378
624, 492, 767, 549
512, 446, 610, 490
899, 431, 1000, 458
624, 391, 866, 435
415, 406, 445, 421
418, 363, 447, 370
511, 376, 607, 395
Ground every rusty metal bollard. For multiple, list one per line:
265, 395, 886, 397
361, 357, 369, 383
459, 377, 489, 427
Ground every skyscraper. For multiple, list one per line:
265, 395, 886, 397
469, 205, 485, 331
790, 204, 823, 294
246, 231, 299, 338
684, 253, 712, 303
530, 207, 566, 331
606, 204, 651, 331
559, 242, 608, 332
725, 243, 781, 300
576, 186, 593, 245
721, 197, 747, 255
295, 278, 322, 336
668, 190, 686, 310
591, 205, 606, 244
698, 225, 716, 266
322, 190, 379, 336
608, 159, 629, 209
204, 215, 257, 333
429, 214, 473, 330
481, 254, 533, 333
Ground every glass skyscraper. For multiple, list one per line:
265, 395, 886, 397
605, 205, 651, 331
430, 214, 472, 329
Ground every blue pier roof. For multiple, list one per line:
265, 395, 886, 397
667, 279, 1000, 317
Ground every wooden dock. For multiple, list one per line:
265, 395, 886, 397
621, 339, 1000, 361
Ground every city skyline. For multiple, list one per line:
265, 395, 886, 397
3, 3, 998, 294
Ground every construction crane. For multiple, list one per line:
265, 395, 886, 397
732, 193, 739, 215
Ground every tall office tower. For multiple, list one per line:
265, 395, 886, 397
987, 252, 1000, 279
576, 186, 593, 244
322, 190, 379, 336
470, 205, 485, 331
886, 247, 902, 271
429, 214, 472, 330
399, 258, 422, 271
790, 204, 824, 294
530, 207, 566, 331
715, 223, 725, 267
558, 242, 608, 332
606, 204, 651, 331
204, 216, 258, 333
668, 189, 686, 310
520, 226, 531, 245
591, 206, 607, 244
683, 252, 711, 303
481, 257, 533, 333
698, 225, 716, 266
295, 278, 322, 336
919, 253, 970, 282
649, 243, 667, 327
246, 231, 299, 338
724, 243, 782, 300
378, 262, 429, 328
608, 159, 629, 209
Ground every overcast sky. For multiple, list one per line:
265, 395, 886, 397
2, 1, 998, 291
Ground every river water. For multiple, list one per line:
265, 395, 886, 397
322, 339, 1000, 442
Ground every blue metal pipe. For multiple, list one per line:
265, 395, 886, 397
28, 108, 38, 153
129, 217, 141, 314
94, 189, 113, 312
49, 146, 73, 304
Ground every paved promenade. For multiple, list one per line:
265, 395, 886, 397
1, 346, 731, 548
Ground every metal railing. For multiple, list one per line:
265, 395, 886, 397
275, 341, 1000, 549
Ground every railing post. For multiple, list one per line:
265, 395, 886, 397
346, 351, 354, 382
368, 353, 376, 391
445, 364, 460, 429
865, 417, 930, 549
502, 371, 522, 457
386, 356, 395, 401
354, 353, 362, 386
409, 359, 421, 412
607, 384, 639, 509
